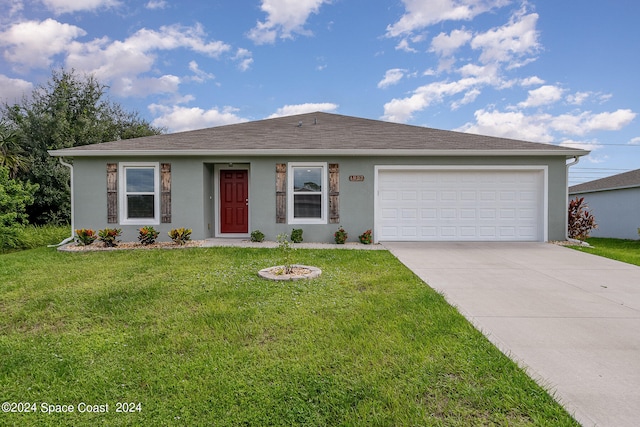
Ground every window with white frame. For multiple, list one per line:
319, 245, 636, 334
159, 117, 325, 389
288, 163, 327, 224
120, 163, 160, 224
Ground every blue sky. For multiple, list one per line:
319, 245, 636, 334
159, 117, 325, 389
1, 0, 638, 185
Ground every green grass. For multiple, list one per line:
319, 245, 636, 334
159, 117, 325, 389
0, 247, 578, 426
0, 224, 70, 253
570, 237, 640, 266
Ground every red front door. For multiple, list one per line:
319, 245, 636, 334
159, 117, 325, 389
220, 170, 248, 234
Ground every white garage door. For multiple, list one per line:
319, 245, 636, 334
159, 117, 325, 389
376, 168, 545, 241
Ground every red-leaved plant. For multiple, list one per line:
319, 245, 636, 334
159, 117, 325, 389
75, 228, 97, 246
568, 197, 597, 240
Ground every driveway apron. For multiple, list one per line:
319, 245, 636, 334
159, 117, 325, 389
384, 242, 640, 427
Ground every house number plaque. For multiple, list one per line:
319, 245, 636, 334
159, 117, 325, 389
349, 175, 365, 182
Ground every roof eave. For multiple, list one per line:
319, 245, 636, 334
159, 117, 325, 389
48, 148, 590, 158
569, 184, 640, 195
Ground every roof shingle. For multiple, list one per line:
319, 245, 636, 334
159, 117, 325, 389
569, 168, 640, 194
49, 112, 588, 157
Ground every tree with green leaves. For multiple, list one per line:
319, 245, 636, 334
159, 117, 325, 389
0, 165, 38, 250
0, 122, 26, 179
2, 69, 163, 224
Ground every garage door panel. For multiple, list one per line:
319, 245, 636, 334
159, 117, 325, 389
378, 169, 543, 241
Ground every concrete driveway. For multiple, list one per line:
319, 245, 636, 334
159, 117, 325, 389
383, 242, 640, 427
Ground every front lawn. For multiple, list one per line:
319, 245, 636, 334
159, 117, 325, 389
571, 237, 640, 266
0, 247, 578, 426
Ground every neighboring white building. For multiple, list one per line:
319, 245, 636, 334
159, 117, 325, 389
569, 169, 640, 240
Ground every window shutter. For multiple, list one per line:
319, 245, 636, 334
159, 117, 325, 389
276, 163, 286, 223
107, 163, 118, 223
161, 163, 171, 223
329, 163, 339, 224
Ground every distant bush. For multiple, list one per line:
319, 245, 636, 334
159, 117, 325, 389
334, 226, 348, 244
250, 230, 265, 242
0, 225, 70, 252
75, 228, 97, 246
359, 229, 372, 245
568, 197, 597, 240
169, 228, 192, 245
291, 228, 303, 243
138, 226, 159, 245
98, 228, 121, 247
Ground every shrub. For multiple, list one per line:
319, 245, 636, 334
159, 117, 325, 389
334, 226, 348, 244
75, 228, 97, 246
138, 226, 159, 245
98, 228, 121, 247
169, 228, 192, 245
568, 197, 597, 240
291, 228, 303, 243
250, 230, 265, 242
0, 226, 23, 252
359, 229, 372, 245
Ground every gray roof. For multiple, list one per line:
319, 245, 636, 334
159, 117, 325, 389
49, 112, 588, 158
569, 168, 640, 194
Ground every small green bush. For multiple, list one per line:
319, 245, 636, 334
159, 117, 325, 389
138, 226, 159, 245
359, 229, 372, 244
291, 228, 303, 243
75, 228, 97, 246
98, 228, 121, 247
169, 227, 192, 245
250, 230, 265, 242
334, 226, 348, 244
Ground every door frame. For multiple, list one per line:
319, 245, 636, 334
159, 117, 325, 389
214, 164, 250, 238
373, 165, 549, 243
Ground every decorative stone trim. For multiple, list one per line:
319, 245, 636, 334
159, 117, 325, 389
258, 265, 322, 281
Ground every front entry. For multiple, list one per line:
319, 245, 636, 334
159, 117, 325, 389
220, 170, 248, 234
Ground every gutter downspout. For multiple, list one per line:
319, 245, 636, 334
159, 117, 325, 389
565, 156, 582, 243
49, 158, 75, 247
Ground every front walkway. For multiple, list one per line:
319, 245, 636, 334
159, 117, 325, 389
383, 242, 640, 427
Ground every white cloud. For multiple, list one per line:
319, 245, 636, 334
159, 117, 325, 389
470, 10, 540, 66
234, 48, 253, 71
145, 0, 167, 9
559, 139, 602, 152
247, 0, 331, 44
395, 38, 418, 53
520, 76, 544, 86
65, 23, 231, 97
550, 109, 636, 135
378, 68, 407, 89
149, 104, 248, 132
268, 103, 338, 118
0, 19, 86, 70
566, 91, 590, 105
113, 74, 181, 97
0, 74, 33, 103
386, 0, 509, 37
382, 76, 488, 122
629, 137, 640, 145
518, 85, 564, 108
41, 0, 120, 14
451, 88, 481, 110
430, 29, 472, 57
457, 109, 554, 142
187, 61, 215, 83
457, 108, 637, 143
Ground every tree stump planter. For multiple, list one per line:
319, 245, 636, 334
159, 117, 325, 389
258, 265, 322, 281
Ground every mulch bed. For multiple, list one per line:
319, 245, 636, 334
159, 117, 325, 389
59, 241, 205, 252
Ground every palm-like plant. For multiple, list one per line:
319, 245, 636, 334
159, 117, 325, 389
0, 123, 27, 179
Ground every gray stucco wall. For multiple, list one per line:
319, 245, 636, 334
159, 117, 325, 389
570, 188, 640, 240
71, 155, 570, 243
